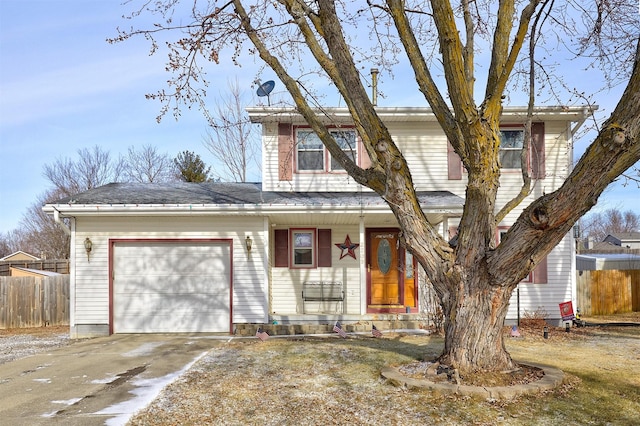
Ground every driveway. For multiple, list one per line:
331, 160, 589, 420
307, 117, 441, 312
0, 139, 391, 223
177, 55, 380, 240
0, 334, 229, 425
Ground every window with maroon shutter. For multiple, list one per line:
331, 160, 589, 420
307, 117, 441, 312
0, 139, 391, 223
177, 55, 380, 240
274, 229, 289, 267
318, 229, 332, 267
291, 228, 316, 268
294, 127, 357, 172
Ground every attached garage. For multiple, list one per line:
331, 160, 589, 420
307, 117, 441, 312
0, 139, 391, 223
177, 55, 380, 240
111, 239, 232, 334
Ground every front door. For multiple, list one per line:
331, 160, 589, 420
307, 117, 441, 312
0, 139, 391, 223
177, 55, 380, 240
366, 229, 417, 313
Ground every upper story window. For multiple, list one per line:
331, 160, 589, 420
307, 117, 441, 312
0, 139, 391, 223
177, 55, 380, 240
296, 128, 357, 172
499, 129, 525, 169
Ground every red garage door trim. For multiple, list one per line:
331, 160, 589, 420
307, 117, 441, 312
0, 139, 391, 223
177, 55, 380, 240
108, 238, 234, 335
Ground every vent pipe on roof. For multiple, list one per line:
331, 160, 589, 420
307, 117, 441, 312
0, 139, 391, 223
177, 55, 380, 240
371, 68, 379, 106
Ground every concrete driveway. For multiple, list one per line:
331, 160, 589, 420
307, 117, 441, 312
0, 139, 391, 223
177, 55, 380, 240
0, 334, 230, 425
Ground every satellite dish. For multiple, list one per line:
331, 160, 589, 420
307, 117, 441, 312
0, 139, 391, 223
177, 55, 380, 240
256, 80, 275, 105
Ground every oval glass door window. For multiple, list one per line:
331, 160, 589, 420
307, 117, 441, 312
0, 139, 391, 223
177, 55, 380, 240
377, 239, 392, 274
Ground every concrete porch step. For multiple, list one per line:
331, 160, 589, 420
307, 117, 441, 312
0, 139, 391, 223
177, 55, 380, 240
234, 319, 429, 337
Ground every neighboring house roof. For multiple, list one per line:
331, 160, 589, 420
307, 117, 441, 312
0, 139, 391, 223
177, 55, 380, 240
588, 241, 620, 251
9, 267, 62, 277
576, 253, 640, 271
0, 251, 41, 261
603, 232, 640, 246
45, 182, 465, 214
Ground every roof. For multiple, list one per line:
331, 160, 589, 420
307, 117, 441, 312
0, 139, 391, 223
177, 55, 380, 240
607, 232, 640, 241
9, 267, 62, 277
0, 251, 41, 261
44, 182, 464, 215
576, 253, 640, 271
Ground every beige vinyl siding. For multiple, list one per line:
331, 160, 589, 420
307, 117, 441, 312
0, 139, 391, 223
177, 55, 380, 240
506, 234, 574, 322
262, 119, 571, 198
389, 122, 468, 194
71, 216, 267, 332
270, 225, 361, 314
261, 124, 281, 191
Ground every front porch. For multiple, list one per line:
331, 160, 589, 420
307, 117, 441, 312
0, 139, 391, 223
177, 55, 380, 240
234, 313, 432, 336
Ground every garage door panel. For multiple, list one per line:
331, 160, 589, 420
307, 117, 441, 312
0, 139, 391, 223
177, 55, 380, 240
115, 293, 230, 310
115, 277, 230, 294
113, 241, 231, 333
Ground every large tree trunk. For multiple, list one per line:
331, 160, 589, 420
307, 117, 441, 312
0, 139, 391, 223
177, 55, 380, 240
438, 277, 516, 372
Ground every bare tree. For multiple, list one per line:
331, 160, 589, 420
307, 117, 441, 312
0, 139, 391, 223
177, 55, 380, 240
113, 1, 640, 374
581, 209, 640, 242
43, 145, 124, 197
0, 232, 16, 258
18, 189, 71, 259
203, 79, 260, 182
123, 144, 177, 183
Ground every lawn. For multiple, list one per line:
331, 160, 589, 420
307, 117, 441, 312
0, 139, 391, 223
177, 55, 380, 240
128, 313, 640, 425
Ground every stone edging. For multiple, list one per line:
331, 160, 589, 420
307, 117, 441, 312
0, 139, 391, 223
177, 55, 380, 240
381, 361, 564, 399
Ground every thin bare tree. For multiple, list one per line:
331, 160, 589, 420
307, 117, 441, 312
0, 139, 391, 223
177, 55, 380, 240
123, 144, 177, 183
18, 189, 71, 259
581, 209, 640, 243
203, 79, 260, 182
43, 145, 124, 197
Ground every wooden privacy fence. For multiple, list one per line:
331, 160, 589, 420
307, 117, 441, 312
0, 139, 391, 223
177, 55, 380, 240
0, 260, 69, 276
0, 275, 70, 328
576, 270, 640, 315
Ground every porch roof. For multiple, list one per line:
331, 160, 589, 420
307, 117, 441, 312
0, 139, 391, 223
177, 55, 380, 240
43, 182, 464, 217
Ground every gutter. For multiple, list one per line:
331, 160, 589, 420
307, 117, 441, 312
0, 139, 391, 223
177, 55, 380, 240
43, 202, 464, 217
570, 106, 598, 136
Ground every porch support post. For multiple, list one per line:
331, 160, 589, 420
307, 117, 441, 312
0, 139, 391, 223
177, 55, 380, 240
442, 215, 449, 239
359, 215, 367, 315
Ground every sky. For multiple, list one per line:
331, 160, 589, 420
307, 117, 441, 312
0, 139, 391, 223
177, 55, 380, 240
0, 0, 638, 234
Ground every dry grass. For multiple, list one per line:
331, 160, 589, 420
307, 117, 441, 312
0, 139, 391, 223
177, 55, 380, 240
129, 313, 640, 426
0, 325, 68, 337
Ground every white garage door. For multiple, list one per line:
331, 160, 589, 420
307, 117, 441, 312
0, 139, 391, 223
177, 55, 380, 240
112, 240, 231, 333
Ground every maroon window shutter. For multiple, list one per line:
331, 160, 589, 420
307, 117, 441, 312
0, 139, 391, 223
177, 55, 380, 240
278, 123, 293, 181
274, 229, 289, 267
447, 141, 462, 180
532, 255, 548, 284
358, 137, 372, 169
531, 122, 545, 179
318, 229, 332, 267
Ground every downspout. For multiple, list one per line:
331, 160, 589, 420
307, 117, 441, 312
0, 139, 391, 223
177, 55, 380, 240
53, 207, 71, 235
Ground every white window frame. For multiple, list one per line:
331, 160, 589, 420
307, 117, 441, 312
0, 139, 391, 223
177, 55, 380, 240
499, 127, 525, 170
291, 228, 316, 268
295, 128, 357, 173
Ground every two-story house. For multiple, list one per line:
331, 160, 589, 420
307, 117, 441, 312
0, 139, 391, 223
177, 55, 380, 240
44, 106, 592, 338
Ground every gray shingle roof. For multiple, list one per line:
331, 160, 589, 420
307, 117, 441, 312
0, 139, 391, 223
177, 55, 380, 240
52, 182, 464, 209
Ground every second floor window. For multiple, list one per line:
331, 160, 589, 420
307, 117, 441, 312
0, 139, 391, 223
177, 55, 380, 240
296, 129, 357, 172
499, 129, 524, 169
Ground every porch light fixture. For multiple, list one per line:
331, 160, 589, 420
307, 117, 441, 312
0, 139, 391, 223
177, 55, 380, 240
84, 237, 93, 261
245, 236, 253, 252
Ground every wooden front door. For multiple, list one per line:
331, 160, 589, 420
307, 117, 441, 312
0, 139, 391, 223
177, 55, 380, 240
368, 229, 401, 306
367, 229, 417, 312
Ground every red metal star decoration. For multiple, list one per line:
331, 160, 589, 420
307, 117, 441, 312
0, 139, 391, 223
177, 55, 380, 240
335, 234, 359, 259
